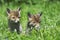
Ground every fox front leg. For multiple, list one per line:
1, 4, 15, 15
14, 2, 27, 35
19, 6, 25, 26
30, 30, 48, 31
25, 24, 33, 34
9, 26, 15, 33
35, 24, 40, 32
19, 24, 22, 33
25, 21, 35, 34
16, 24, 22, 34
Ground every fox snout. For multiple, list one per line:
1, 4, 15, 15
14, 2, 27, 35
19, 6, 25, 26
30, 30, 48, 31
11, 18, 20, 23
15, 18, 19, 23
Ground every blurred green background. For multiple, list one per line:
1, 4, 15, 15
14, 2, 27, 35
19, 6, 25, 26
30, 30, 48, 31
0, 0, 60, 40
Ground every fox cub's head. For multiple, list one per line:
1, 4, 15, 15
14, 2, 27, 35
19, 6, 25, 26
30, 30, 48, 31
28, 12, 42, 27
7, 8, 21, 23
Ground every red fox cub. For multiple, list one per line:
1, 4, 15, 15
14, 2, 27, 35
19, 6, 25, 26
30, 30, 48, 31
26, 12, 42, 33
7, 8, 22, 34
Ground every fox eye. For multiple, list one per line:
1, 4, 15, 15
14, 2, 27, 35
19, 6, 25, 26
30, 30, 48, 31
39, 21, 41, 23
12, 17, 15, 19
18, 17, 20, 18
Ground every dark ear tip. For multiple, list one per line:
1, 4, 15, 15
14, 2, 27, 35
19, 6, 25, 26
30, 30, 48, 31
7, 8, 9, 10
18, 7, 21, 10
6, 8, 10, 13
38, 12, 42, 16
40, 12, 42, 16
28, 12, 30, 15
27, 12, 32, 17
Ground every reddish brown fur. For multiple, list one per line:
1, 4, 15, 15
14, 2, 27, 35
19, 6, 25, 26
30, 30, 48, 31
28, 14, 40, 26
8, 11, 20, 20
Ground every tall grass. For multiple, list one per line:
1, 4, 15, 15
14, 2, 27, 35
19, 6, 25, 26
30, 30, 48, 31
0, 1, 60, 40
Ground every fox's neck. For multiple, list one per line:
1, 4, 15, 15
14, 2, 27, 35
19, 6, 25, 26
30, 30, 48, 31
8, 19, 20, 27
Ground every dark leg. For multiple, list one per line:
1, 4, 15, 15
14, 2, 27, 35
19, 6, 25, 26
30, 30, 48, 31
25, 22, 34, 34
25, 25, 33, 34
35, 26, 40, 32
10, 27, 14, 33
16, 26, 20, 34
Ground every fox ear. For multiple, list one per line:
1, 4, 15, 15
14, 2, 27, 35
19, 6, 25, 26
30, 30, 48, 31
40, 12, 42, 16
17, 7, 21, 14
28, 12, 32, 18
7, 8, 11, 14
37, 12, 42, 17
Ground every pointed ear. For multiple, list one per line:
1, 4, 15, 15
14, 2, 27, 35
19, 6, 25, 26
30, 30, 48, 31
28, 12, 32, 18
37, 12, 42, 17
17, 7, 21, 14
7, 8, 11, 14
40, 12, 42, 16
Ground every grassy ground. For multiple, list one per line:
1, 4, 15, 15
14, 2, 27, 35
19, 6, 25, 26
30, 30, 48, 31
0, 1, 60, 40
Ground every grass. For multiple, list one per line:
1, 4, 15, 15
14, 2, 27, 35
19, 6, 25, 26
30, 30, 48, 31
0, 1, 60, 40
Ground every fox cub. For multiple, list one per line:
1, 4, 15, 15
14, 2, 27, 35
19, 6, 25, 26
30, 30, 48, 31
26, 12, 42, 33
7, 8, 22, 34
